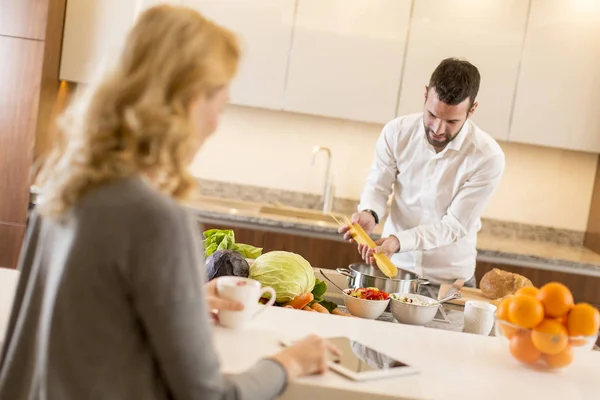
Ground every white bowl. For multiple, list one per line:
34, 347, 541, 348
342, 289, 390, 319
390, 293, 439, 325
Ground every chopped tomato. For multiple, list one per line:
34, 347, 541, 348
348, 287, 390, 301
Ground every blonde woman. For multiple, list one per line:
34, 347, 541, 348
0, 5, 337, 400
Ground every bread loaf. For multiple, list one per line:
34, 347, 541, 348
480, 268, 533, 299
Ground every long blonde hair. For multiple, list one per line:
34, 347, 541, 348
35, 5, 239, 218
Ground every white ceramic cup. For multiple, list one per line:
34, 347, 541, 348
463, 300, 497, 336
216, 277, 276, 330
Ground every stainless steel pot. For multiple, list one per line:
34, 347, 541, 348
336, 263, 429, 295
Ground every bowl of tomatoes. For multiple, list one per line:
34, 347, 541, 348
495, 282, 599, 370
342, 287, 390, 319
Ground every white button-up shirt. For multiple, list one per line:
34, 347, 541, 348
358, 113, 505, 284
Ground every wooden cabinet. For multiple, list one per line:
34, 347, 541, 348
509, 0, 600, 152
397, 0, 529, 141
202, 223, 363, 269
283, 0, 412, 124
59, 0, 138, 83
0, 37, 45, 225
182, 0, 296, 110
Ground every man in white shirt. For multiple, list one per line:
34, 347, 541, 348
339, 58, 505, 287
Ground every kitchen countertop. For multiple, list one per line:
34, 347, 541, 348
213, 305, 600, 400
186, 199, 600, 277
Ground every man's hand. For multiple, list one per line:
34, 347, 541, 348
338, 211, 376, 242
357, 235, 400, 266
205, 278, 244, 321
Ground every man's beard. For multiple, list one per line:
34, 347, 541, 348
424, 122, 465, 149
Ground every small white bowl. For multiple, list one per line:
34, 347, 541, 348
342, 289, 390, 319
390, 293, 439, 325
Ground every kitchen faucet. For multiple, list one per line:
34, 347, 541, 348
311, 146, 335, 214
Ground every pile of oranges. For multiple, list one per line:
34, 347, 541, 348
496, 282, 600, 369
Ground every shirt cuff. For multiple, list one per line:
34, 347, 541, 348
391, 231, 417, 253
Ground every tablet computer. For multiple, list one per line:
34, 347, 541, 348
280, 336, 419, 381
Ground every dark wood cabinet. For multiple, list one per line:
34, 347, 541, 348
202, 222, 600, 308
0, 36, 45, 225
0, 0, 66, 269
201, 223, 363, 270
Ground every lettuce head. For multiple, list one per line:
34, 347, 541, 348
249, 251, 315, 303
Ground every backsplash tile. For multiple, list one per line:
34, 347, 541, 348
197, 179, 585, 247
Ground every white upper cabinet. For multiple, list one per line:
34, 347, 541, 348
60, 0, 139, 83
397, 0, 529, 141
284, 0, 412, 124
510, 0, 600, 152
182, 0, 296, 110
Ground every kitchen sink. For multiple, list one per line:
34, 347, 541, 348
187, 196, 262, 213
259, 205, 345, 224
187, 196, 346, 225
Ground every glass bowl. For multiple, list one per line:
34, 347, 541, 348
495, 317, 598, 370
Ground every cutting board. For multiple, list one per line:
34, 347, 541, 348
438, 284, 497, 306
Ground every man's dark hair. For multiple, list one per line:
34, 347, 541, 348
428, 58, 480, 107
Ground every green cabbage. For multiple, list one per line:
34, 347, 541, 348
249, 251, 315, 303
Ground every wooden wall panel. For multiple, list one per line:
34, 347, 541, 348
0, 224, 26, 269
0, 36, 45, 224
0, 0, 50, 40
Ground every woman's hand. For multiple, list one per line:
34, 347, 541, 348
204, 278, 244, 321
271, 335, 341, 380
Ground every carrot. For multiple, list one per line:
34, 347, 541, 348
284, 293, 314, 309
311, 303, 330, 314
332, 308, 353, 317
302, 305, 316, 312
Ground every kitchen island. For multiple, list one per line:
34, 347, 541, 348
214, 306, 600, 400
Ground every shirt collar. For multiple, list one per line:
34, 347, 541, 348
445, 120, 471, 152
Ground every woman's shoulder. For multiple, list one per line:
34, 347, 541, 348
77, 176, 190, 229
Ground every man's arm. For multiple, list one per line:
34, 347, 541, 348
357, 121, 399, 220
391, 152, 505, 252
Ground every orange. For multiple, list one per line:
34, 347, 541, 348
537, 282, 574, 318
508, 295, 544, 329
509, 331, 542, 365
496, 297, 518, 338
544, 344, 574, 369
497, 296, 513, 320
515, 286, 539, 297
555, 314, 568, 327
531, 319, 568, 355
567, 302, 600, 337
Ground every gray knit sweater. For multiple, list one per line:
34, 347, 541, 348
0, 177, 286, 400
